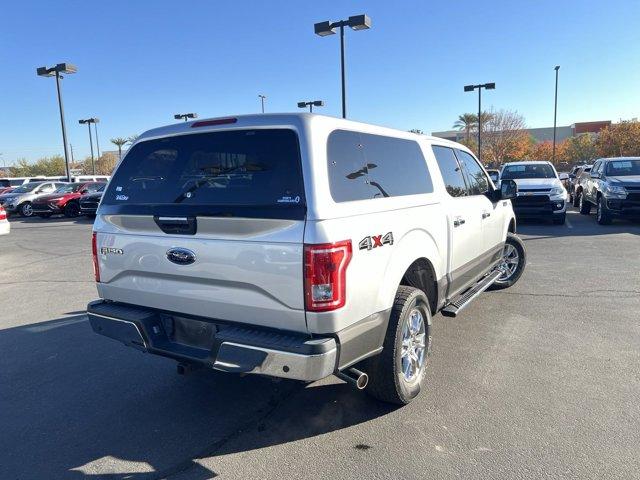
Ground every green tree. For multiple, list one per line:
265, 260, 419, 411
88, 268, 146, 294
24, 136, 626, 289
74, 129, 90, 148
110, 137, 129, 161
9, 155, 66, 177
453, 113, 477, 142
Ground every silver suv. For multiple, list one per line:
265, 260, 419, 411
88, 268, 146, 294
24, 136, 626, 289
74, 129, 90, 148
88, 114, 525, 404
0, 181, 66, 217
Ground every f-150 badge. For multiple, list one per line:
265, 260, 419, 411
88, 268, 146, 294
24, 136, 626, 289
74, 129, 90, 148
359, 232, 394, 251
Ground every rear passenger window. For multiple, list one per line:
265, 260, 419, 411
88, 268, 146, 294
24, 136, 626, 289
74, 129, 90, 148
327, 130, 433, 202
456, 150, 489, 195
325, 130, 372, 202
431, 146, 467, 197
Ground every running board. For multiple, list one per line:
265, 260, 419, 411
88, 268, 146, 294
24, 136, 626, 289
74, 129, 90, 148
441, 269, 503, 318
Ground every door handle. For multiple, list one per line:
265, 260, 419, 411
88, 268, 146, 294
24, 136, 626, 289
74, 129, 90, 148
453, 217, 466, 227
482, 212, 491, 219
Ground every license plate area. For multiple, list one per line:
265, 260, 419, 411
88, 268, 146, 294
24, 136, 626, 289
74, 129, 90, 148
161, 314, 218, 350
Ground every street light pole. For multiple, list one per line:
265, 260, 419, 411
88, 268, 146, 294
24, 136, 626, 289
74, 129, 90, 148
94, 121, 101, 159
37, 63, 77, 182
339, 24, 346, 118
464, 82, 495, 163
552, 65, 560, 163
314, 15, 371, 119
258, 94, 266, 113
85, 121, 95, 174
79, 118, 100, 175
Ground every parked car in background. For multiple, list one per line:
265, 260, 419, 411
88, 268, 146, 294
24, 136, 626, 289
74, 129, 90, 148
79, 183, 106, 217
568, 164, 592, 205
32, 182, 106, 218
578, 157, 640, 224
0, 205, 9, 235
87, 113, 524, 406
0, 180, 14, 195
486, 169, 500, 184
500, 161, 567, 224
558, 172, 570, 190
0, 181, 67, 217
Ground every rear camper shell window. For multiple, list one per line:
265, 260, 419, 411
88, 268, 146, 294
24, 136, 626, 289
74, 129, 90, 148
326, 130, 433, 202
100, 128, 306, 219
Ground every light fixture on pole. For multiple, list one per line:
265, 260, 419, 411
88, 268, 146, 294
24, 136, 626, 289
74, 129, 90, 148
258, 94, 267, 113
552, 66, 560, 162
174, 113, 198, 122
79, 117, 99, 175
314, 14, 371, 119
297, 100, 324, 113
463, 82, 495, 162
36, 63, 77, 182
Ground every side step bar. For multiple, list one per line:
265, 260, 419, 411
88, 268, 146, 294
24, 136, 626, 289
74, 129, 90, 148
441, 269, 503, 318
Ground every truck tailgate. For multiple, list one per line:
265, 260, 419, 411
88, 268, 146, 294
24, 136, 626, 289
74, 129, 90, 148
95, 216, 307, 333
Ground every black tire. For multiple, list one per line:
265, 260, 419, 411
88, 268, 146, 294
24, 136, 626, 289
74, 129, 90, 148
488, 232, 526, 290
553, 213, 566, 225
37, 213, 52, 219
19, 202, 33, 217
572, 190, 581, 208
579, 194, 591, 215
596, 196, 613, 225
364, 286, 432, 405
64, 201, 80, 218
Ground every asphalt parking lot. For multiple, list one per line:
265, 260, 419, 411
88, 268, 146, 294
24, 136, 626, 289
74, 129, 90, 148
1, 209, 639, 480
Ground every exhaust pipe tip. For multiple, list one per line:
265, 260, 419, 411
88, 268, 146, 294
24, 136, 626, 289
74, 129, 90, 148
337, 367, 369, 390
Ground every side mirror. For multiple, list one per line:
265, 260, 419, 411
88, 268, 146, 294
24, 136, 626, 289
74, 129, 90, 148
500, 179, 517, 200
590, 171, 600, 179
80, 189, 88, 194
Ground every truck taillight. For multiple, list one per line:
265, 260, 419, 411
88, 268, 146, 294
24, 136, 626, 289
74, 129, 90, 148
304, 240, 352, 312
92, 232, 100, 283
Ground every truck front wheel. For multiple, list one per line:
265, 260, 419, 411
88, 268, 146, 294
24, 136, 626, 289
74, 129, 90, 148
489, 232, 526, 290
364, 286, 431, 405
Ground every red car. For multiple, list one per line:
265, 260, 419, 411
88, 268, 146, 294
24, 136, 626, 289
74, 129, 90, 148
32, 182, 106, 218
0, 187, 14, 195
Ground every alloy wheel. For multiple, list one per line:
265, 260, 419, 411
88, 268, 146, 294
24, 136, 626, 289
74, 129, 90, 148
498, 243, 519, 281
400, 308, 426, 382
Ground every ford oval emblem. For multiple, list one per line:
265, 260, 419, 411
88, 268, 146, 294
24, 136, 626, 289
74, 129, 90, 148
166, 248, 196, 265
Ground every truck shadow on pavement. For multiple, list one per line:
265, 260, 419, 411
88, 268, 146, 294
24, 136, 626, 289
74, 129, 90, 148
0, 315, 395, 480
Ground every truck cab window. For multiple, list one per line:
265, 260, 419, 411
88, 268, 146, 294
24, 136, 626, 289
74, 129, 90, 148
431, 145, 468, 197
456, 150, 489, 195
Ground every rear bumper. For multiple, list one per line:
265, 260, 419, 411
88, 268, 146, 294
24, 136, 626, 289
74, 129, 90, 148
87, 300, 338, 382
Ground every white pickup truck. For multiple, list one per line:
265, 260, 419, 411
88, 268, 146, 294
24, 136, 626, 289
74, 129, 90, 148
88, 114, 525, 405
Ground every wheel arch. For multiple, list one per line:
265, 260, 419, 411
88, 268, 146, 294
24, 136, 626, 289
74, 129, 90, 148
378, 228, 445, 315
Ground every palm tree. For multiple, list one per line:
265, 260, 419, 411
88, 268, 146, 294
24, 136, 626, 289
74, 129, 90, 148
453, 113, 477, 142
110, 137, 128, 161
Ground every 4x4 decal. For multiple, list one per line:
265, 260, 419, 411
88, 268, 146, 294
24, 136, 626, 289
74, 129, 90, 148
359, 232, 394, 251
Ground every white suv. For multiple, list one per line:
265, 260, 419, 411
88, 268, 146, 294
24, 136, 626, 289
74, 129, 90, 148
88, 114, 525, 405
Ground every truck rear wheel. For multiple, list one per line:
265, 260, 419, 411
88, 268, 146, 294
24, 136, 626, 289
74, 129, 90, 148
489, 232, 526, 290
364, 286, 431, 405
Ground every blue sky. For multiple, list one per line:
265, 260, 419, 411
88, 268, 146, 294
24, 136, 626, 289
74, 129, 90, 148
1, 0, 639, 164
